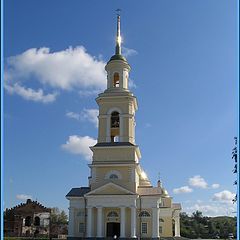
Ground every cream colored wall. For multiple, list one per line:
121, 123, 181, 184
136, 208, 153, 238
160, 216, 173, 237
98, 118, 107, 142
98, 100, 134, 115
105, 60, 130, 90
91, 166, 136, 192
97, 96, 136, 144
162, 197, 172, 207
92, 147, 137, 162
73, 208, 86, 237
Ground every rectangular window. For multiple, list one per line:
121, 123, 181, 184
79, 223, 85, 233
77, 210, 85, 217
141, 222, 148, 234
159, 226, 163, 234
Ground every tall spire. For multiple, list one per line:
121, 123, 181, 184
115, 9, 121, 55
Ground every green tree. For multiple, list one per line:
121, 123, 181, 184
51, 207, 68, 224
232, 137, 237, 203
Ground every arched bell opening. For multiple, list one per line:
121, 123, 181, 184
110, 111, 120, 142
113, 73, 120, 87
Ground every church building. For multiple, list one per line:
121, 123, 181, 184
66, 14, 181, 239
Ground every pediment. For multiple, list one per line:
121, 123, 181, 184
85, 182, 135, 195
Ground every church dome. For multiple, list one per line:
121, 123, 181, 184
162, 187, 169, 197
108, 54, 127, 63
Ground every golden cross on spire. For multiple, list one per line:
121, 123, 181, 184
116, 8, 121, 16
115, 9, 122, 55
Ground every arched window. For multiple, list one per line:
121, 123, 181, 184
34, 216, 40, 226
25, 216, 31, 226
111, 111, 120, 142
107, 211, 118, 217
139, 211, 151, 217
113, 73, 120, 87
109, 174, 118, 179
105, 170, 122, 180
111, 112, 119, 128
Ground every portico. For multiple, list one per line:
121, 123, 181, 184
85, 194, 137, 238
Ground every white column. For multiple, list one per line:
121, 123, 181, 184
120, 207, 126, 238
86, 207, 92, 238
130, 206, 137, 238
97, 207, 103, 237
119, 115, 124, 142
152, 207, 160, 238
106, 116, 111, 142
174, 216, 181, 237
68, 207, 75, 237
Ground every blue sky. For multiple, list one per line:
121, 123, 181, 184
3, 0, 238, 216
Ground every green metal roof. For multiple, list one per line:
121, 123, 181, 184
108, 54, 127, 63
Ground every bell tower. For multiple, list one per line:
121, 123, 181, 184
89, 13, 143, 193
96, 13, 137, 144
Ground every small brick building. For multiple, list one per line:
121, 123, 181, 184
4, 199, 51, 237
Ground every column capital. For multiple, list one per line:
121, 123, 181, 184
86, 206, 93, 209
96, 205, 103, 209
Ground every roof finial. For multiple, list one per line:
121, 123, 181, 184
115, 9, 122, 55
157, 172, 162, 187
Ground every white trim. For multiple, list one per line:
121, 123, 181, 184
85, 182, 135, 196
88, 161, 139, 168
119, 115, 123, 141
107, 107, 122, 114
106, 116, 111, 142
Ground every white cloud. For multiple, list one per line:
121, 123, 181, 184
129, 78, 137, 89
66, 108, 98, 127
5, 83, 57, 103
81, 109, 98, 127
16, 194, 32, 201
66, 111, 80, 121
184, 203, 236, 217
211, 183, 220, 189
173, 186, 193, 194
79, 89, 100, 97
189, 175, 208, 189
122, 46, 138, 58
5, 46, 107, 102
213, 190, 235, 203
61, 135, 97, 161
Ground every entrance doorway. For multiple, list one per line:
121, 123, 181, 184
106, 222, 120, 237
